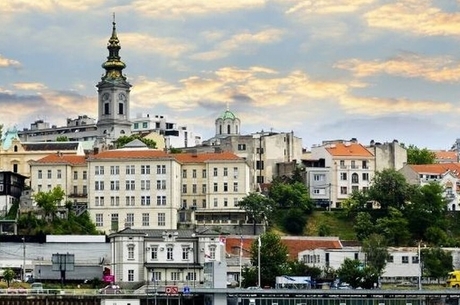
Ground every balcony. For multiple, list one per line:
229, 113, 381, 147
68, 193, 88, 198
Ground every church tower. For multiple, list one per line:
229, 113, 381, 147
215, 104, 240, 137
96, 16, 132, 143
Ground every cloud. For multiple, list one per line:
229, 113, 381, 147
131, 0, 266, 18
0, 0, 101, 13
121, 33, 194, 58
277, 0, 375, 15
13, 82, 47, 91
0, 55, 21, 68
335, 52, 460, 82
191, 28, 285, 61
339, 95, 456, 116
364, 0, 460, 36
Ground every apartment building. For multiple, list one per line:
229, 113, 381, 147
399, 163, 460, 211
310, 140, 375, 208
29, 154, 88, 205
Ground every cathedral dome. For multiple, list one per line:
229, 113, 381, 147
220, 109, 237, 120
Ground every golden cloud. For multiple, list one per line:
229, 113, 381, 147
277, 0, 375, 15
364, 0, 460, 36
13, 82, 47, 91
0, 55, 21, 68
0, 0, 99, 13
335, 53, 460, 82
132, 0, 266, 18
122, 33, 194, 58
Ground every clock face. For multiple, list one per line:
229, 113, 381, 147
118, 93, 127, 101
102, 93, 110, 101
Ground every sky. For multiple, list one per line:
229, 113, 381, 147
1, 0, 460, 150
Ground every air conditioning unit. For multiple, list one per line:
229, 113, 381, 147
160, 247, 165, 251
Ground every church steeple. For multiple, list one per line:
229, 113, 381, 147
101, 14, 127, 82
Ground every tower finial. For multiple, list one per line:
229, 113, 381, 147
113, 12, 116, 24
226, 102, 229, 111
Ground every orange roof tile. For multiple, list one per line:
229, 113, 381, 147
32, 154, 87, 165
409, 163, 460, 177
326, 143, 373, 157
225, 236, 342, 258
433, 150, 457, 161
173, 151, 242, 163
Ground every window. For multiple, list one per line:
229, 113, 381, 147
256, 176, 264, 183
362, 173, 369, 181
223, 183, 228, 192
134, 123, 139, 129
233, 198, 238, 207
171, 272, 181, 281
233, 182, 238, 192
126, 165, 135, 175
110, 181, 120, 190
110, 166, 120, 175
142, 122, 148, 128
209, 246, 216, 259
128, 244, 135, 260
339, 160, 345, 168
313, 174, 325, 181
402, 256, 409, 264
340, 173, 347, 180
237, 144, 246, 151
73, 185, 78, 195
166, 246, 174, 260
141, 180, 150, 190
213, 183, 218, 192
83, 171, 87, 180
362, 160, 368, 169
224, 198, 228, 207
192, 169, 197, 178
412, 256, 419, 264
256, 147, 264, 154
213, 168, 218, 177
157, 180, 166, 190
128, 270, 134, 282
141, 165, 150, 174
95, 181, 104, 191
151, 247, 158, 260
47, 170, 52, 179
152, 271, 161, 281
182, 170, 187, 178
38, 170, 42, 179
202, 184, 207, 194
126, 213, 134, 227
256, 161, 264, 170
313, 188, 325, 195
157, 165, 166, 174
350, 173, 359, 184
192, 184, 197, 194
142, 213, 149, 226
223, 168, 228, 176
158, 213, 166, 226
202, 199, 207, 208
157, 196, 166, 206
340, 187, 348, 195
73, 171, 78, 180
126, 180, 135, 190
95, 214, 103, 227
186, 272, 196, 281
202, 169, 207, 178
352, 186, 359, 192
213, 198, 218, 207
351, 160, 356, 169
83, 185, 87, 195
182, 184, 187, 194
182, 247, 191, 260
233, 167, 238, 178
388, 255, 394, 263
95, 166, 104, 175
141, 196, 151, 206
125, 196, 135, 206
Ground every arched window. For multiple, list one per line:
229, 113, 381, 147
219, 125, 222, 134
118, 102, 124, 115
14, 145, 18, 152
351, 173, 359, 184
236, 126, 239, 134
227, 124, 231, 134
104, 102, 110, 115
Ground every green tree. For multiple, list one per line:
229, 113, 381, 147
269, 181, 313, 211
285, 260, 322, 279
114, 135, 157, 149
406, 144, 436, 165
33, 186, 65, 221
421, 247, 453, 280
56, 136, 69, 141
337, 258, 377, 289
249, 232, 289, 287
405, 183, 447, 241
237, 193, 275, 234
354, 212, 374, 241
3, 268, 15, 287
361, 234, 388, 277
375, 207, 410, 246
367, 169, 409, 210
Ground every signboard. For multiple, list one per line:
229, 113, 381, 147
165, 286, 178, 295
51, 253, 75, 271
183, 286, 190, 294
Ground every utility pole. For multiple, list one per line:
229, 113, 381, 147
22, 237, 25, 282
257, 236, 261, 288
418, 241, 422, 290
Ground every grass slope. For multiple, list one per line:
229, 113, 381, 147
305, 211, 356, 240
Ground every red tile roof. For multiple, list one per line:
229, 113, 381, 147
409, 163, 460, 177
32, 154, 87, 165
326, 143, 373, 157
88, 150, 242, 162
225, 235, 342, 258
433, 150, 457, 161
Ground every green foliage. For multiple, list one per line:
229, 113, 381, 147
406, 144, 436, 165
375, 207, 410, 246
114, 134, 157, 149
317, 223, 331, 237
56, 136, 69, 142
33, 186, 65, 221
238, 192, 275, 234
367, 169, 409, 210
169, 147, 182, 153
249, 232, 289, 287
269, 181, 313, 211
281, 208, 308, 235
3, 268, 15, 287
337, 258, 378, 289
421, 247, 453, 278
353, 212, 374, 241
361, 234, 388, 275
285, 261, 322, 278
241, 266, 258, 287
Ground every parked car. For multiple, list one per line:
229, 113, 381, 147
99, 284, 123, 294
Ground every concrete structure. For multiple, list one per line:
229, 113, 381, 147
0, 171, 27, 217
366, 139, 407, 172
310, 140, 375, 208
399, 163, 460, 211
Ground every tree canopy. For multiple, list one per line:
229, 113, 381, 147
114, 134, 157, 149
237, 192, 275, 234
406, 144, 436, 165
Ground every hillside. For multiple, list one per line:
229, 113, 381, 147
304, 211, 356, 240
